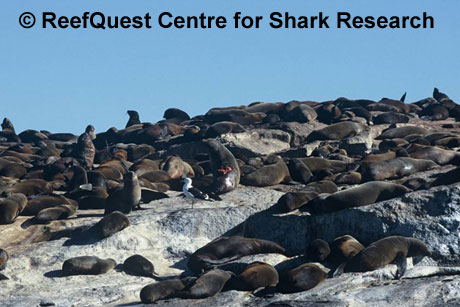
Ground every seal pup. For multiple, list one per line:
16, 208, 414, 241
123, 254, 158, 278
203, 139, 240, 194
62, 256, 117, 275
188, 236, 286, 274
104, 171, 141, 215
341, 236, 431, 279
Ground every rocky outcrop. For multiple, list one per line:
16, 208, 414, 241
0, 183, 459, 306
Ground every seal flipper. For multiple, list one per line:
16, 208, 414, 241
253, 286, 277, 298
0, 273, 9, 280
333, 262, 346, 277
394, 252, 407, 279
400, 92, 407, 102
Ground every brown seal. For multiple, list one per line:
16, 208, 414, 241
87, 211, 130, 240
140, 278, 195, 304
343, 236, 431, 278
203, 109, 266, 125
0, 193, 27, 224
62, 256, 117, 275
227, 261, 279, 291
431, 167, 460, 187
126, 110, 141, 128
175, 269, 232, 299
297, 157, 348, 174
287, 158, 312, 183
129, 159, 161, 176
203, 121, 246, 138
123, 254, 158, 278
377, 126, 429, 140
311, 181, 411, 213
70, 132, 96, 169
203, 139, 240, 194
329, 235, 364, 265
408, 145, 460, 166
362, 157, 437, 181
278, 263, 327, 293
139, 170, 171, 183
34, 203, 78, 224
307, 121, 366, 142
305, 239, 330, 262
161, 156, 195, 179
373, 112, 410, 125
8, 179, 53, 197
188, 236, 285, 274
105, 171, 141, 215
241, 156, 291, 187
22, 194, 72, 216
277, 191, 318, 212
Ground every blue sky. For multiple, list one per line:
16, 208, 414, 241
1, 1, 459, 134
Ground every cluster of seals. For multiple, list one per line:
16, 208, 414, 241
302, 235, 430, 282
0, 88, 457, 303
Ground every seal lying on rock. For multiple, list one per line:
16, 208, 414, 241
310, 181, 411, 213
278, 263, 328, 293
175, 269, 232, 299
340, 236, 431, 279
123, 254, 158, 278
361, 157, 437, 181
140, 278, 196, 304
0, 193, 27, 224
227, 261, 279, 291
307, 121, 366, 141
241, 156, 291, 187
188, 236, 286, 274
62, 256, 117, 275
